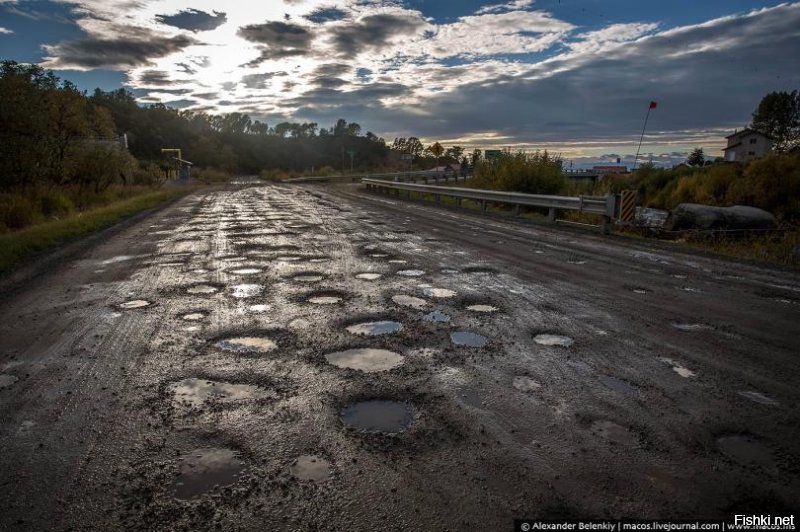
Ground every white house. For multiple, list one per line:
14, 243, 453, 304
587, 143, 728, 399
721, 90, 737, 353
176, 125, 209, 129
723, 129, 773, 163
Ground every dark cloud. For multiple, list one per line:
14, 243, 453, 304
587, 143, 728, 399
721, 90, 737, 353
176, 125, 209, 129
312, 76, 348, 88
176, 62, 197, 75
192, 92, 220, 100
328, 13, 426, 56
42, 29, 197, 69
238, 20, 314, 65
241, 72, 278, 89
138, 69, 173, 86
303, 6, 349, 24
155, 9, 227, 32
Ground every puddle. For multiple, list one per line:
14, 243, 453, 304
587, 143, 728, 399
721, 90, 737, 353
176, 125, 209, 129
450, 331, 488, 347
290, 455, 331, 482
276, 255, 303, 262
182, 312, 206, 321
397, 269, 425, 277
533, 334, 574, 347
423, 287, 457, 298
171, 448, 245, 499
308, 257, 331, 263
659, 357, 696, 378
228, 268, 263, 275
512, 376, 541, 392
591, 420, 638, 446
388, 259, 407, 264
738, 391, 778, 405
467, 304, 498, 313
423, 310, 450, 322
346, 321, 403, 336
672, 323, 713, 331
0, 374, 19, 388
231, 284, 263, 298
101, 255, 136, 265
632, 288, 647, 294
392, 294, 427, 309
187, 285, 219, 295
717, 435, 775, 467
340, 400, 415, 433
309, 296, 342, 305
291, 274, 324, 283
169, 378, 261, 408
119, 300, 150, 309
599, 375, 638, 396
369, 253, 389, 258
355, 272, 382, 281
216, 336, 277, 353
325, 348, 404, 372
249, 304, 270, 312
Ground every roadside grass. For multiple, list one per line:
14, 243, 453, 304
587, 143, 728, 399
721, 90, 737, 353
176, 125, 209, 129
678, 229, 800, 268
0, 188, 192, 274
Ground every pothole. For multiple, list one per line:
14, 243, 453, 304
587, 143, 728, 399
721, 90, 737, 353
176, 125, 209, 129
340, 400, 415, 433
397, 269, 425, 277
119, 300, 150, 309
325, 348, 404, 372
290, 273, 324, 283
355, 272, 382, 281
171, 448, 245, 500
467, 304, 498, 313
231, 284, 263, 298
672, 323, 713, 332
216, 336, 277, 354
249, 304, 270, 312
0, 374, 19, 388
187, 284, 219, 295
309, 296, 342, 304
345, 321, 403, 336
462, 266, 497, 274
513, 376, 541, 392
599, 375, 638, 396
423, 310, 450, 323
423, 287, 456, 298
182, 312, 206, 321
388, 259, 407, 264
658, 357, 696, 378
169, 378, 261, 408
392, 294, 427, 309
450, 331, 488, 347
717, 435, 775, 467
533, 334, 574, 347
738, 391, 779, 405
228, 267, 263, 275
276, 255, 303, 262
590, 420, 637, 446
290, 455, 331, 482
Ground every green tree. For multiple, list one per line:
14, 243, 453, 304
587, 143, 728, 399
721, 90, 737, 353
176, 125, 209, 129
687, 148, 705, 167
750, 90, 799, 152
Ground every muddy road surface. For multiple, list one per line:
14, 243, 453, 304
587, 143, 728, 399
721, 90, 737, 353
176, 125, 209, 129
1, 183, 799, 530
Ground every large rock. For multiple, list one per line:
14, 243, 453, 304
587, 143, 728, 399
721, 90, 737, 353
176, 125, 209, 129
664, 203, 775, 232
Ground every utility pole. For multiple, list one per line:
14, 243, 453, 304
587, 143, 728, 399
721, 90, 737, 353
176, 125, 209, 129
633, 100, 657, 171
347, 150, 356, 173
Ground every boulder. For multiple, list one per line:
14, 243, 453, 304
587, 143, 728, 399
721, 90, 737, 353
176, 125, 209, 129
664, 203, 775, 232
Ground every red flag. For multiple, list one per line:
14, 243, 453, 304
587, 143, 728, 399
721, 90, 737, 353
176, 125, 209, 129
649, 101, 658, 109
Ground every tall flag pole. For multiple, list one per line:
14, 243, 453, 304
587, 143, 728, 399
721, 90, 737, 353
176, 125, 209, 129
633, 100, 657, 170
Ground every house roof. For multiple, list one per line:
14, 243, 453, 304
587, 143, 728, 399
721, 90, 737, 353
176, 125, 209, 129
722, 142, 742, 151
725, 128, 774, 140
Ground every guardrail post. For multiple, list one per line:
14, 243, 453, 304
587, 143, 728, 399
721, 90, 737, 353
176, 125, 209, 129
601, 216, 611, 235
456, 197, 462, 207
548, 207, 557, 222
513, 204, 520, 216
480, 200, 487, 212
435, 194, 441, 204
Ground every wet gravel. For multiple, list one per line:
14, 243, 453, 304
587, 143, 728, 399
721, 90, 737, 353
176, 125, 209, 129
0, 182, 799, 530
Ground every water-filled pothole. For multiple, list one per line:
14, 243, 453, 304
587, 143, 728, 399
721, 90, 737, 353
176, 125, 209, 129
659, 357, 696, 378
228, 267, 263, 275
672, 323, 713, 332
355, 272, 381, 281
467, 304, 498, 313
309, 296, 342, 304
182, 312, 206, 321
171, 448, 245, 499
169, 378, 260, 408
187, 285, 219, 295
291, 273, 324, 283
599, 375, 638, 396
423, 310, 450, 322
290, 455, 331, 482
738, 391, 778, 405
119, 300, 150, 309
392, 294, 427, 309
216, 336, 277, 353
450, 331, 488, 347
340, 400, 415, 433
717, 435, 775, 467
397, 269, 425, 277
533, 334, 574, 347
346, 321, 403, 336
231, 284, 263, 298
423, 287, 456, 298
325, 348, 404, 372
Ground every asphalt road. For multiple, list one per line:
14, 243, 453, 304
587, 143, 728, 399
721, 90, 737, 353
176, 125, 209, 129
1, 183, 798, 531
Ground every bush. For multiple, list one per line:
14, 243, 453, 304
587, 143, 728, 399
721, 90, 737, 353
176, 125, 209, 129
472, 151, 564, 194
38, 189, 75, 218
0, 193, 42, 231
195, 167, 232, 183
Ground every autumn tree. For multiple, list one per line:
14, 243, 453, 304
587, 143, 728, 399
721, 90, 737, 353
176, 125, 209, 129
750, 90, 799, 152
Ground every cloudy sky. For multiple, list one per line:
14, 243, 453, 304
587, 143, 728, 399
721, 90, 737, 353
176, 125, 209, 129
1, 0, 799, 166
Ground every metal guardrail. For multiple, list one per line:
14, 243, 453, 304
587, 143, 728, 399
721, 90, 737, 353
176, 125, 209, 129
283, 169, 470, 184
362, 178, 619, 234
